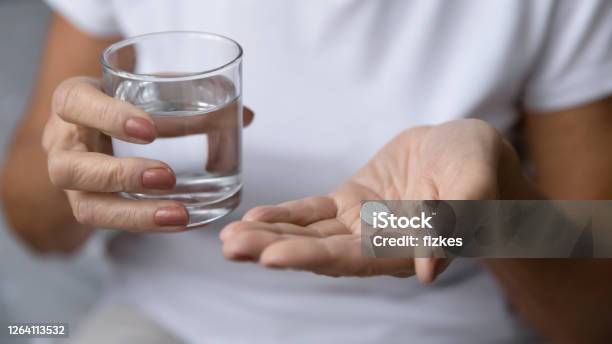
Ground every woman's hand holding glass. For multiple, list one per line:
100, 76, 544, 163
42, 76, 253, 232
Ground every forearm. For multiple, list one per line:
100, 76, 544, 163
484, 259, 612, 343
484, 166, 612, 343
0, 14, 115, 253
1, 124, 92, 254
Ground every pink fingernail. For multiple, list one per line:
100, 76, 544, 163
125, 117, 156, 142
154, 207, 188, 226
142, 168, 175, 190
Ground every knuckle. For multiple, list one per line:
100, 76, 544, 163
222, 238, 251, 259
97, 99, 124, 131
47, 153, 72, 188
72, 197, 95, 226
41, 116, 61, 152
108, 161, 130, 191
41, 129, 54, 153
52, 79, 81, 118
222, 243, 241, 259
233, 231, 257, 248
222, 221, 250, 239
73, 159, 136, 193
108, 205, 140, 231
69, 158, 91, 189
243, 207, 272, 221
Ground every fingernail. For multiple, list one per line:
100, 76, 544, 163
125, 117, 156, 142
142, 168, 175, 190
154, 207, 188, 226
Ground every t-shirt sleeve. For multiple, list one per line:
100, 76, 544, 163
523, 0, 612, 113
44, 0, 121, 37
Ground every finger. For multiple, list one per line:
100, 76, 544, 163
66, 191, 188, 231
155, 106, 255, 138
243, 107, 255, 127
206, 130, 239, 174
415, 257, 454, 283
222, 226, 284, 261
260, 235, 415, 277
243, 196, 337, 225
414, 258, 436, 283
52, 77, 157, 143
220, 218, 348, 241
220, 219, 350, 261
48, 150, 175, 193
220, 220, 324, 242
260, 235, 352, 272
307, 218, 351, 236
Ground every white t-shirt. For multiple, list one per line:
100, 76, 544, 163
45, 0, 612, 343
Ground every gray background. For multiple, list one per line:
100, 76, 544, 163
0, 1, 108, 342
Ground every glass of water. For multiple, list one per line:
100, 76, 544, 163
101, 31, 243, 228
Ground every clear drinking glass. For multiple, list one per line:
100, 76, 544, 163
101, 31, 243, 227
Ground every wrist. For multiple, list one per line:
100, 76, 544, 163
497, 141, 543, 200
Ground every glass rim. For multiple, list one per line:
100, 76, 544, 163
101, 31, 243, 82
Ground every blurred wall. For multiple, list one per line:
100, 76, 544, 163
0, 1, 109, 342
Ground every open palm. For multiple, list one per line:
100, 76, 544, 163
220, 119, 524, 282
